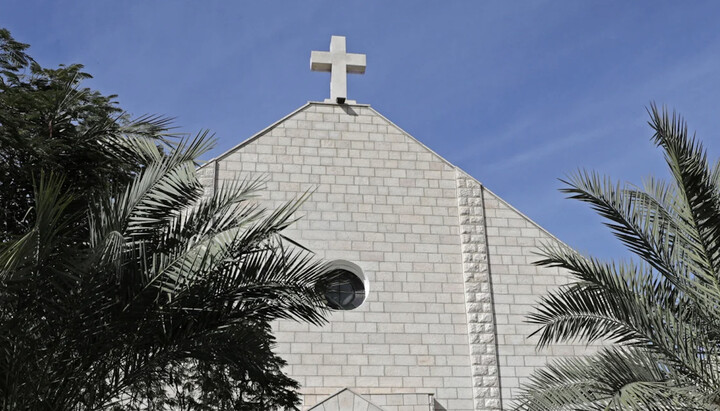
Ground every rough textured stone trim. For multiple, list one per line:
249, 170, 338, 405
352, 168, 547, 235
456, 170, 502, 411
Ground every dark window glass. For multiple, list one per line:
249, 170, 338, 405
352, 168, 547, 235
324, 269, 365, 310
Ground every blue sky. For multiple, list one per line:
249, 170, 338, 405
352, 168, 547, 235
4, 1, 720, 260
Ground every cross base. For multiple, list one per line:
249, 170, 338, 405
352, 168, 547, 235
324, 98, 357, 105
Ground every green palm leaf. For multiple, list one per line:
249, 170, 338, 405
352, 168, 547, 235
515, 347, 707, 410
0, 129, 331, 409
519, 106, 720, 410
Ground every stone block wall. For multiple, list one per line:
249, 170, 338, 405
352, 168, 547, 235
483, 190, 599, 405
204, 103, 477, 410
199, 101, 603, 410
364, 393, 434, 411
307, 389, 434, 411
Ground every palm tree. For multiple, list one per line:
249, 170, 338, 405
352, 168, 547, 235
0, 131, 332, 410
0, 28, 176, 243
514, 105, 720, 410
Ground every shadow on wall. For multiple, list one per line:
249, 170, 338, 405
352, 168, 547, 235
433, 399, 447, 411
340, 105, 358, 116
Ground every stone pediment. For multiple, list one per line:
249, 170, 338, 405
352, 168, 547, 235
308, 388, 385, 411
198, 99, 601, 408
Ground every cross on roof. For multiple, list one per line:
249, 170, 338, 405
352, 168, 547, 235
310, 36, 366, 104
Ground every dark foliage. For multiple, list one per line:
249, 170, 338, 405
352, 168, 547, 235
0, 28, 170, 242
0, 28, 331, 410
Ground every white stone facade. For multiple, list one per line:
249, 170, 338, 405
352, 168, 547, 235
482, 191, 598, 402
198, 102, 595, 410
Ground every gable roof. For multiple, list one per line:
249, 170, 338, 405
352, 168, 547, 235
199, 101, 454, 170
199, 101, 569, 247
308, 388, 385, 411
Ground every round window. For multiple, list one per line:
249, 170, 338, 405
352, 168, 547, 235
322, 261, 367, 310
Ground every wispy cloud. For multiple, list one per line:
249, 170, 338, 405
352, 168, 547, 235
483, 126, 614, 172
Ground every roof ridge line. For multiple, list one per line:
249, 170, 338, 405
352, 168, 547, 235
199, 102, 312, 168
307, 387, 386, 410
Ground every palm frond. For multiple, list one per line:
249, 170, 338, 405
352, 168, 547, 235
522, 106, 720, 409
0, 172, 75, 275
648, 103, 720, 282
514, 347, 707, 411
561, 171, 718, 296
531, 244, 720, 387
90, 131, 213, 245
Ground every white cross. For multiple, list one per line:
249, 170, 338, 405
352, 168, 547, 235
310, 36, 366, 104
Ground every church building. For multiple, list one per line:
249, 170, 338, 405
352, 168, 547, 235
198, 36, 595, 411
